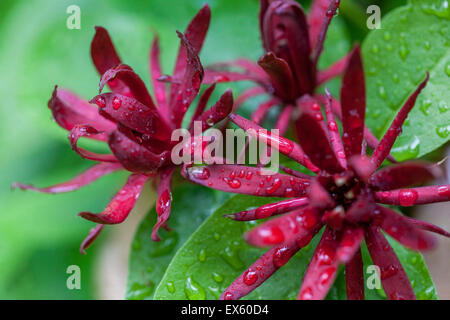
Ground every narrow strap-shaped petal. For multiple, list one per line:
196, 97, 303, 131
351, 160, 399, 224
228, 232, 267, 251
340, 46, 366, 158
48, 86, 115, 140
345, 248, 365, 300
369, 161, 442, 191
245, 206, 323, 247
152, 168, 175, 241
274, 104, 294, 136
371, 73, 429, 170
99, 64, 155, 109
211, 59, 269, 79
225, 197, 309, 221
279, 165, 313, 179
324, 89, 346, 168
169, 5, 210, 107
186, 164, 310, 197
263, 0, 314, 94
345, 191, 376, 223
375, 205, 435, 251
220, 240, 301, 300
308, 0, 332, 50
251, 98, 278, 124
337, 226, 364, 263
295, 99, 344, 173
79, 173, 148, 224
375, 185, 450, 206
258, 52, 297, 101
229, 113, 319, 173
298, 227, 341, 300
80, 224, 104, 254
108, 130, 168, 174
68, 125, 118, 162
90, 26, 121, 76
234, 86, 267, 111
308, 178, 335, 209
203, 70, 260, 84
91, 93, 172, 142
259, 0, 271, 51
13, 162, 122, 194
150, 36, 168, 115
365, 226, 416, 300
407, 217, 450, 238
171, 31, 205, 127
189, 83, 216, 130
317, 93, 397, 162
191, 89, 233, 132
317, 52, 349, 85
364, 127, 397, 163
311, 0, 341, 69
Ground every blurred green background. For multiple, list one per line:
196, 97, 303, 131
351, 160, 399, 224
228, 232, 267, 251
0, 0, 405, 299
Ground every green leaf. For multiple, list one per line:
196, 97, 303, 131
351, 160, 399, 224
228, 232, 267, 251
153, 194, 322, 300
363, 0, 450, 160
154, 194, 437, 300
126, 184, 228, 300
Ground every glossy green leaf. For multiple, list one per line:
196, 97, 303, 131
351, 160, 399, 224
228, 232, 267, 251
126, 184, 228, 300
154, 194, 437, 300
363, 0, 450, 160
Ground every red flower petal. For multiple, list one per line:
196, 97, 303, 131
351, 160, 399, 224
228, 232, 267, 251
294, 98, 344, 173
251, 99, 279, 124
407, 217, 450, 238
186, 164, 310, 197
365, 226, 416, 300
170, 31, 205, 127
99, 64, 155, 109
150, 36, 168, 115
340, 46, 366, 158
317, 52, 349, 85
371, 72, 429, 170
12, 162, 122, 194
203, 70, 260, 84
308, 0, 333, 50
189, 84, 216, 130
337, 226, 364, 263
90, 26, 121, 76
152, 168, 175, 241
263, 0, 314, 94
234, 86, 267, 110
370, 161, 442, 191
108, 130, 168, 174
345, 248, 365, 300
229, 113, 319, 173
324, 89, 346, 168
257, 52, 297, 101
80, 224, 104, 255
376, 205, 435, 251
169, 4, 210, 109
274, 104, 294, 136
48, 86, 115, 140
192, 89, 233, 132
245, 206, 323, 247
79, 173, 148, 224
375, 185, 450, 206
91, 93, 172, 142
311, 0, 340, 69
225, 197, 309, 221
220, 240, 300, 300
68, 125, 118, 162
298, 227, 340, 300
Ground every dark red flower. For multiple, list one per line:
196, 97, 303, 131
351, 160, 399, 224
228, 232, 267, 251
13, 4, 233, 253
204, 0, 395, 162
186, 47, 450, 300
